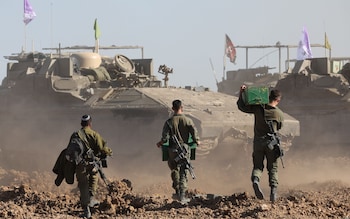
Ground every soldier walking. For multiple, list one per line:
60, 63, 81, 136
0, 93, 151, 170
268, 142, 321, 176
237, 85, 284, 202
156, 100, 200, 204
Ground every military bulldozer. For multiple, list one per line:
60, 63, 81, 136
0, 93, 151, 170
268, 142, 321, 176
0, 46, 299, 172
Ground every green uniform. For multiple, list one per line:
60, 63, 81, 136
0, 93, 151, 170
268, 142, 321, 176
74, 126, 112, 208
237, 95, 283, 188
161, 113, 199, 194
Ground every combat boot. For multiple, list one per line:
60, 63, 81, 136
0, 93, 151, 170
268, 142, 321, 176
252, 177, 264, 200
179, 192, 190, 204
270, 187, 277, 203
82, 206, 91, 218
172, 189, 180, 200
88, 196, 100, 207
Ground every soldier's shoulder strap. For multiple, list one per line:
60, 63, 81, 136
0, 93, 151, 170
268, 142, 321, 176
77, 129, 90, 150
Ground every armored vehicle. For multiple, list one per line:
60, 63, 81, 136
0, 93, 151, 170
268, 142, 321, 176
218, 55, 350, 155
274, 57, 350, 153
217, 66, 281, 96
0, 46, 299, 171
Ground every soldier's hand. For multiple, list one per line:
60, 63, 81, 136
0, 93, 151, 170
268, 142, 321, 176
239, 85, 247, 95
156, 141, 163, 148
105, 147, 113, 156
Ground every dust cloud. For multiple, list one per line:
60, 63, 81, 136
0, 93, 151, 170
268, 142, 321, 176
0, 104, 348, 196
0, 105, 349, 218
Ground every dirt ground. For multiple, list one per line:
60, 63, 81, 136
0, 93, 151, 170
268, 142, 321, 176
0, 133, 349, 219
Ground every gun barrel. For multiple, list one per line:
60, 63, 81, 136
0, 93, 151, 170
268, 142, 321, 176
280, 157, 285, 168
98, 168, 108, 185
188, 166, 196, 179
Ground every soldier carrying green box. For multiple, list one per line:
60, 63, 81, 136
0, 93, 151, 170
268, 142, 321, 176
237, 85, 284, 203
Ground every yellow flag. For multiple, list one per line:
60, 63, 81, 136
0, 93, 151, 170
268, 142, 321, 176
325, 32, 331, 50
94, 19, 101, 40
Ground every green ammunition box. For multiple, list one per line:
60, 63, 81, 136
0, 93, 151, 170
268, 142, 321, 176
243, 86, 269, 105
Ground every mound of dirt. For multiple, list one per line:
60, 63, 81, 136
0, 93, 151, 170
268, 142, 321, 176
0, 116, 349, 218
0, 166, 349, 218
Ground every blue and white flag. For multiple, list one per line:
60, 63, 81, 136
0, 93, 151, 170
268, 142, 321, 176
297, 27, 312, 60
23, 0, 36, 25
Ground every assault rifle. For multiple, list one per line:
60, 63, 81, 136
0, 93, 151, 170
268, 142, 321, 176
267, 121, 285, 168
86, 149, 111, 189
166, 121, 196, 179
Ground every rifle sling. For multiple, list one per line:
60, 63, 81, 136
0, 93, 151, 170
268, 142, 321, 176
166, 119, 185, 144
260, 104, 276, 134
78, 129, 90, 150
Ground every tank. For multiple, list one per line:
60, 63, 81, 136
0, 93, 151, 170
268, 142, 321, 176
274, 57, 350, 153
218, 56, 350, 155
0, 47, 299, 171
217, 66, 281, 96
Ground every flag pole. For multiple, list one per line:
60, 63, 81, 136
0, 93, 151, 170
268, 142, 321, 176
95, 39, 99, 54
50, 1, 53, 48
23, 0, 36, 52
209, 58, 218, 85
324, 33, 327, 57
24, 24, 27, 52
223, 35, 226, 81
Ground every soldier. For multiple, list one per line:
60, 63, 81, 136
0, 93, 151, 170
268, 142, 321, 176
156, 100, 200, 203
74, 114, 113, 218
237, 85, 284, 202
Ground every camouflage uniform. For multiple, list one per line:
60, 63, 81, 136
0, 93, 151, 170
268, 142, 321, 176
74, 126, 112, 208
237, 95, 283, 189
161, 113, 199, 196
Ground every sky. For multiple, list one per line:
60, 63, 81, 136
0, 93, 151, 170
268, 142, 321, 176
1, 0, 350, 91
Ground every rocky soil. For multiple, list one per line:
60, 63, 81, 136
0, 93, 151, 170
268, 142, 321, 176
0, 142, 349, 219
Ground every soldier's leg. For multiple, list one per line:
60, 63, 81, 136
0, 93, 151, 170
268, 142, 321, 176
76, 164, 90, 206
171, 168, 180, 191
179, 144, 190, 203
89, 172, 98, 196
179, 144, 190, 194
251, 141, 265, 182
179, 164, 188, 192
179, 164, 190, 203
88, 171, 100, 207
75, 164, 91, 218
267, 151, 278, 202
266, 151, 278, 187
251, 141, 265, 199
168, 148, 180, 196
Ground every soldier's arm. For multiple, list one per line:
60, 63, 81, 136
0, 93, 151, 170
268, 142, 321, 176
187, 118, 200, 145
95, 132, 112, 156
157, 120, 170, 147
277, 109, 284, 130
237, 84, 261, 114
